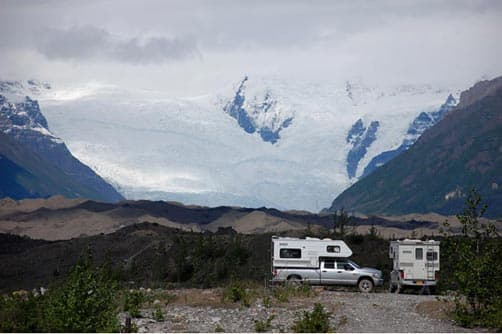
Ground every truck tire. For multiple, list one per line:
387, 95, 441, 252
286, 275, 302, 287
358, 278, 374, 293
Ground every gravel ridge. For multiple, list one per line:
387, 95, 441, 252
123, 290, 474, 333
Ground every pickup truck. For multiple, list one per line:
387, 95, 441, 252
272, 258, 383, 292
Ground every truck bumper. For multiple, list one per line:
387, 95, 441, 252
401, 280, 437, 286
374, 278, 384, 287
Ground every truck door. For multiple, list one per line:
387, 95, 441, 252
320, 259, 338, 284
335, 260, 359, 284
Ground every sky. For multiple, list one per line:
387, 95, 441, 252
1, 0, 502, 96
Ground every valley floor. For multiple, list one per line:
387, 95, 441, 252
126, 289, 472, 333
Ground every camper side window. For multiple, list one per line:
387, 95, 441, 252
280, 248, 301, 258
416, 248, 423, 260
427, 251, 438, 261
327, 245, 341, 253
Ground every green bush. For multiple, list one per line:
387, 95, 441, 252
153, 306, 164, 322
254, 315, 275, 332
292, 303, 331, 333
41, 253, 120, 332
272, 283, 317, 303
441, 189, 502, 330
262, 295, 272, 308
214, 324, 225, 332
0, 293, 42, 332
0, 252, 120, 333
224, 281, 251, 307
123, 290, 146, 318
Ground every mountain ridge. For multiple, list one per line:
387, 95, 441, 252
329, 76, 502, 218
0, 81, 124, 202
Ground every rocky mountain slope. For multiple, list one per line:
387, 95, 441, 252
329, 76, 502, 218
0, 132, 117, 201
0, 81, 124, 202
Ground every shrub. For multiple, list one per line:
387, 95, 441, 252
153, 306, 164, 322
262, 295, 272, 308
0, 292, 42, 332
272, 283, 317, 303
292, 303, 331, 333
441, 189, 502, 330
42, 252, 120, 332
214, 324, 225, 332
123, 290, 146, 318
0, 251, 120, 333
224, 281, 251, 307
254, 315, 275, 332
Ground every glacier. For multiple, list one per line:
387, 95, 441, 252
30, 76, 460, 212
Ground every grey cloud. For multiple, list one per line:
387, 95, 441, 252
36, 25, 199, 64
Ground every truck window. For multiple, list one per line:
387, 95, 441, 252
415, 248, 423, 260
279, 248, 301, 258
327, 245, 341, 253
426, 251, 438, 261
324, 259, 335, 269
336, 261, 349, 270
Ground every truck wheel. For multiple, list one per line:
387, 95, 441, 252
358, 278, 374, 293
287, 276, 302, 287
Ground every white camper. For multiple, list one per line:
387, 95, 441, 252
389, 239, 440, 293
272, 236, 352, 268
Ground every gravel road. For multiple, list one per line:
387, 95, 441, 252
124, 289, 476, 332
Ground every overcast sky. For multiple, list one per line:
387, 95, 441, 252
1, 0, 501, 95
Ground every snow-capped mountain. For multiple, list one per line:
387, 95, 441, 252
0, 81, 124, 202
35, 76, 460, 211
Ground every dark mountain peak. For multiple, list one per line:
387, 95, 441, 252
0, 95, 49, 130
457, 76, 502, 109
444, 93, 456, 106
223, 76, 294, 144
346, 118, 380, 178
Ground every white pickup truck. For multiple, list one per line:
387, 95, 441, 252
271, 236, 383, 292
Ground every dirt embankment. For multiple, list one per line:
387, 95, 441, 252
0, 196, 464, 241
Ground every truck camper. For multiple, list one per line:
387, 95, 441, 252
389, 239, 440, 294
271, 236, 383, 292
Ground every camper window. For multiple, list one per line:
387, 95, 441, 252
427, 251, 438, 261
280, 248, 301, 258
327, 245, 341, 253
416, 248, 423, 260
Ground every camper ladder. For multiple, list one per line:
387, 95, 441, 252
426, 248, 435, 280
